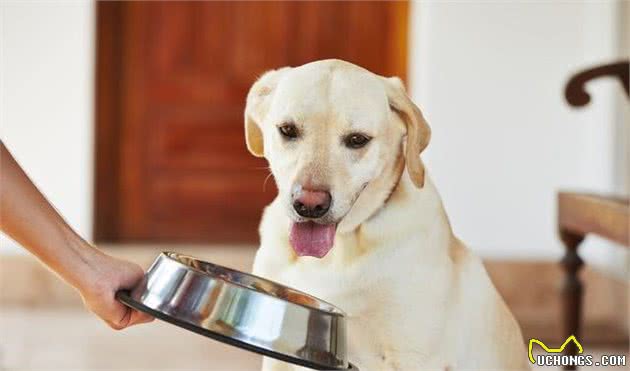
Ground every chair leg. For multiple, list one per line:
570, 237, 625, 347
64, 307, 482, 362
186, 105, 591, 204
560, 229, 585, 371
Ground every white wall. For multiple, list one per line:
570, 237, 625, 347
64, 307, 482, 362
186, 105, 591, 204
410, 1, 627, 268
0, 1, 95, 254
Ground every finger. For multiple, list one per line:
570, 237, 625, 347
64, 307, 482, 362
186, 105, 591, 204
127, 309, 154, 327
130, 309, 154, 325
106, 318, 125, 331
114, 306, 133, 329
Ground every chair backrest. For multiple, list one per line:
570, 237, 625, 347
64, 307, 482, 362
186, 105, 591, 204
564, 60, 629, 107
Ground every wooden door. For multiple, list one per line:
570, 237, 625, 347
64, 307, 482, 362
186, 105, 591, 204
95, 1, 408, 243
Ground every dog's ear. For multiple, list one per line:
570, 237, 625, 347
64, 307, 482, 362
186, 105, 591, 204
383, 77, 431, 188
244, 68, 290, 157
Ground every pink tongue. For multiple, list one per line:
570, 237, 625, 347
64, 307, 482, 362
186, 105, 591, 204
289, 222, 336, 258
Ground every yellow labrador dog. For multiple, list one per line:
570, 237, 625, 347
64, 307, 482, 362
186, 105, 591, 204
245, 59, 529, 371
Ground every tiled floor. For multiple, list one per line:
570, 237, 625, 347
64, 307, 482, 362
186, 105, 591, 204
0, 308, 261, 371
1, 308, 627, 371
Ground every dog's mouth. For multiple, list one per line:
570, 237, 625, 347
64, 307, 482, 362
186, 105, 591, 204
287, 182, 370, 258
289, 221, 337, 258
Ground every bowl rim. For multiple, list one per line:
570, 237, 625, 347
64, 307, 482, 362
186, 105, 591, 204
160, 251, 346, 317
117, 290, 354, 370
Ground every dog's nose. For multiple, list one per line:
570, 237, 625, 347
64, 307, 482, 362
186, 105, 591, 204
293, 189, 331, 218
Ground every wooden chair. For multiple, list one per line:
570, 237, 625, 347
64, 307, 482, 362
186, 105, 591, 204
559, 60, 629, 370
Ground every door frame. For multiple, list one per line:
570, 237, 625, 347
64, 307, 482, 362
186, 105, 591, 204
94, 1, 125, 242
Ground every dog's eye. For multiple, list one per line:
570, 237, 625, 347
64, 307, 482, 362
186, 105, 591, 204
278, 123, 299, 140
344, 133, 372, 149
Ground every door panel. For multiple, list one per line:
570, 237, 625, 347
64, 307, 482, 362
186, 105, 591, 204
95, 1, 408, 243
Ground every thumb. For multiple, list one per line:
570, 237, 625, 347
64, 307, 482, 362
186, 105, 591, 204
107, 306, 133, 330
127, 309, 154, 327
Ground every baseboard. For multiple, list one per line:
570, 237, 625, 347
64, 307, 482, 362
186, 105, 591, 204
1, 247, 627, 345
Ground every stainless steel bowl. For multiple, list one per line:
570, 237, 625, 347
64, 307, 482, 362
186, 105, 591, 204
117, 252, 355, 370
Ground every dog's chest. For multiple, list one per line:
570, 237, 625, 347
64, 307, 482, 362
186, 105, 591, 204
271, 257, 453, 370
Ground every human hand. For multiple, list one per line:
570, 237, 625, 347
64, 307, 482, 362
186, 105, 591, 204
0, 142, 152, 330
77, 249, 154, 330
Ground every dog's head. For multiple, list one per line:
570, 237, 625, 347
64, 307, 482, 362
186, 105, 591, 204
245, 60, 430, 258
